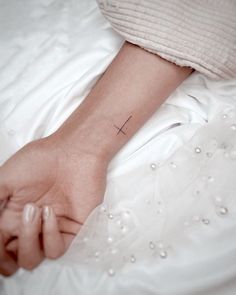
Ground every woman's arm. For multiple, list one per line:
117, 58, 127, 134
55, 42, 192, 162
0, 42, 192, 276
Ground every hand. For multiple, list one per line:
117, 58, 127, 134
0, 135, 108, 275
1, 203, 70, 276
0, 41, 191, 276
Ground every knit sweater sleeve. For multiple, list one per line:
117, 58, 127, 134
96, 0, 236, 80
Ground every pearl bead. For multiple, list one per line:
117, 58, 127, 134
206, 152, 213, 158
123, 211, 130, 219
120, 225, 129, 233
108, 213, 114, 219
149, 241, 156, 250
159, 250, 168, 259
218, 206, 228, 216
83, 237, 88, 243
202, 218, 210, 225
130, 255, 136, 263
207, 176, 214, 183
230, 124, 236, 131
107, 268, 115, 277
107, 236, 114, 243
150, 163, 157, 170
222, 114, 228, 119
195, 147, 202, 154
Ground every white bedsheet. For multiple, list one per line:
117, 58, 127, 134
1, 0, 236, 294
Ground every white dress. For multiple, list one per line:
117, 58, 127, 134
1, 0, 236, 294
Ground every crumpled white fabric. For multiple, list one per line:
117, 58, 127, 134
60, 99, 236, 295
1, 0, 236, 294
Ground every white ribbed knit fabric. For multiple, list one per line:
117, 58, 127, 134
97, 0, 236, 80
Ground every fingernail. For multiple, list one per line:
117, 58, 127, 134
43, 206, 51, 220
23, 204, 36, 224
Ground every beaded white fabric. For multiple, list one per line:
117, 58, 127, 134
64, 107, 236, 277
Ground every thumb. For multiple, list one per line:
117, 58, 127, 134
0, 233, 18, 276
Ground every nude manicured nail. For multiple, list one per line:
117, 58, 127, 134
23, 204, 36, 224
43, 206, 51, 220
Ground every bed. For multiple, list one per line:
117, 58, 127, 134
1, 0, 236, 294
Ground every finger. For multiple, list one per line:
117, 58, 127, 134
0, 233, 18, 276
58, 217, 82, 235
6, 239, 18, 256
18, 204, 43, 270
62, 233, 77, 251
42, 206, 65, 260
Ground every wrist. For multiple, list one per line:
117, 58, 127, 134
48, 124, 113, 166
46, 42, 191, 166
50, 101, 131, 164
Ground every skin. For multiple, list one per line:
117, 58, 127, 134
0, 42, 192, 276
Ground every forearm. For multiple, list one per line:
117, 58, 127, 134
53, 42, 192, 163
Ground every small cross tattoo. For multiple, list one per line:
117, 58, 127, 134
114, 115, 132, 136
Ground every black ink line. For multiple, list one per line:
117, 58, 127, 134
114, 125, 126, 135
114, 115, 133, 136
